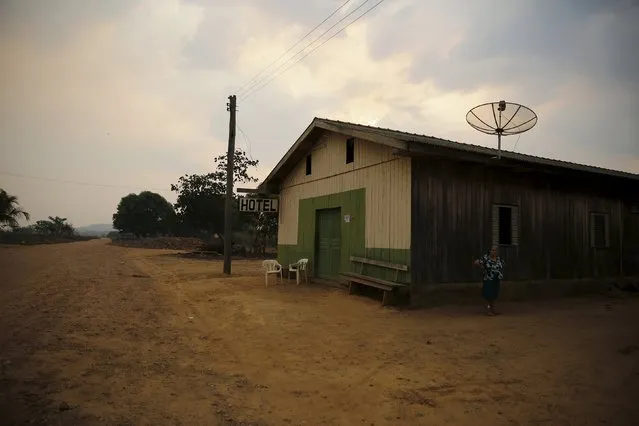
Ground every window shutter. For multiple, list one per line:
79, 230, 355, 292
492, 204, 499, 246
511, 206, 519, 246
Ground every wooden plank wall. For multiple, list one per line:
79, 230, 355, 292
278, 131, 411, 249
411, 156, 638, 287
623, 202, 639, 276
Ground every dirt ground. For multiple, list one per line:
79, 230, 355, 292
1, 240, 638, 426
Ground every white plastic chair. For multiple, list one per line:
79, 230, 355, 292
288, 258, 309, 285
262, 260, 283, 287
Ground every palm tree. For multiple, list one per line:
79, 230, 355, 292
0, 189, 30, 230
33, 216, 75, 236
48, 216, 75, 236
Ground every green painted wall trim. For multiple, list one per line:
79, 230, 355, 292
278, 245, 410, 283
277, 188, 411, 284
363, 248, 411, 283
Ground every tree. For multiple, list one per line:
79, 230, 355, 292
170, 149, 259, 237
34, 216, 75, 236
169, 174, 226, 236
112, 191, 176, 237
0, 189, 30, 230
240, 193, 278, 255
253, 211, 278, 255
12, 225, 37, 234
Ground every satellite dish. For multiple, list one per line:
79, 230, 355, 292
466, 100, 537, 159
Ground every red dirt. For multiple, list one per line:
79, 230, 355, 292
1, 239, 638, 425
109, 237, 205, 250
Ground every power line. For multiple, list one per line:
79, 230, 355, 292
513, 133, 522, 152
239, 0, 375, 100
236, 0, 354, 98
235, 121, 272, 177
236, 119, 254, 161
0, 171, 173, 193
240, 0, 387, 102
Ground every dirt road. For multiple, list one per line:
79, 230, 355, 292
1, 240, 638, 425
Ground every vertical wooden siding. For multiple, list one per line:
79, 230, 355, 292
278, 131, 411, 250
411, 157, 635, 288
623, 203, 639, 276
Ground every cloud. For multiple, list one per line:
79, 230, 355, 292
0, 0, 137, 45
228, 0, 638, 170
0, 0, 636, 227
0, 0, 218, 225
366, 0, 639, 91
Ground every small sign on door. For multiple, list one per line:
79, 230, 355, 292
344, 215, 351, 223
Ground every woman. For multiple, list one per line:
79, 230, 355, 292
473, 245, 505, 316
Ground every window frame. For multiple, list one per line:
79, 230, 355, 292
492, 204, 519, 247
589, 212, 610, 249
305, 154, 312, 176
346, 137, 355, 164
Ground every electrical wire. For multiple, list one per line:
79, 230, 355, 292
239, 0, 375, 100
513, 133, 522, 152
236, 121, 274, 178
236, 119, 254, 161
0, 171, 173, 193
236, 0, 354, 98
240, 0, 387, 102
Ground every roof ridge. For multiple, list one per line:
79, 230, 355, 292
313, 117, 638, 178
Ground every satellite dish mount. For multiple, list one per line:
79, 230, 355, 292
466, 100, 538, 159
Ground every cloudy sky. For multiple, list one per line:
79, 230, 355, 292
1, 0, 637, 227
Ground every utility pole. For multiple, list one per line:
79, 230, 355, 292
223, 95, 237, 275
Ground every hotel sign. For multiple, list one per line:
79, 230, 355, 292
239, 198, 279, 213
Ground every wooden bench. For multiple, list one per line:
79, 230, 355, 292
339, 256, 409, 306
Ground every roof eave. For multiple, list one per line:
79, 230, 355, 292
399, 141, 639, 182
257, 118, 322, 192
257, 118, 413, 192
257, 117, 639, 191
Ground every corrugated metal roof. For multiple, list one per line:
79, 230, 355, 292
259, 117, 639, 189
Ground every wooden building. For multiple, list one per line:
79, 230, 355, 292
258, 118, 639, 303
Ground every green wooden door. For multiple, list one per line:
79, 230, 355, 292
315, 208, 342, 279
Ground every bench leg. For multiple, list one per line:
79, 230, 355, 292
348, 282, 359, 295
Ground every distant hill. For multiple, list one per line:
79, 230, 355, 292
76, 224, 115, 236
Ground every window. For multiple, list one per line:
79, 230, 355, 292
492, 204, 519, 246
498, 207, 512, 244
590, 213, 610, 248
346, 137, 355, 164
305, 154, 312, 175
